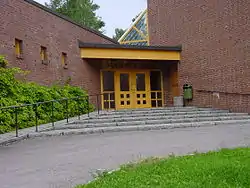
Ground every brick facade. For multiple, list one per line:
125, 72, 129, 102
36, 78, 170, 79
0, 0, 116, 96
148, 0, 250, 113
2, 0, 249, 112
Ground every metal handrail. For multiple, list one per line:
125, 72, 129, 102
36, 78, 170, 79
0, 93, 105, 137
0, 91, 168, 137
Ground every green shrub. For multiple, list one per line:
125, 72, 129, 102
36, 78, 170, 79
0, 56, 93, 134
0, 55, 8, 68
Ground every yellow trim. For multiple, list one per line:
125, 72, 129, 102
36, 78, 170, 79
61, 53, 65, 65
40, 49, 44, 61
15, 39, 22, 55
80, 48, 181, 61
160, 71, 164, 106
132, 26, 147, 39
61, 52, 68, 66
146, 10, 150, 45
100, 70, 104, 110
40, 46, 47, 61
120, 40, 148, 44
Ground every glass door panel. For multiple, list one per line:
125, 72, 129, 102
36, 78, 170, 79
120, 73, 130, 91
150, 71, 163, 107
102, 71, 115, 109
136, 73, 146, 91
116, 72, 132, 109
133, 72, 151, 108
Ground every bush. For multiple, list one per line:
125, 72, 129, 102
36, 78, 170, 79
0, 55, 8, 68
0, 57, 93, 134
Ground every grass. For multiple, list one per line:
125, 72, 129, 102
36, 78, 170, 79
76, 147, 250, 188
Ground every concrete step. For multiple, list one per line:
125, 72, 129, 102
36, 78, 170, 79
96, 107, 229, 116
101, 106, 225, 113
56, 115, 250, 130
48, 119, 250, 135
86, 110, 235, 120
76, 112, 248, 124
102, 106, 197, 113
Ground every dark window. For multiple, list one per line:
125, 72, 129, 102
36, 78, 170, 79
150, 71, 162, 91
103, 71, 114, 91
120, 73, 130, 91
136, 73, 145, 91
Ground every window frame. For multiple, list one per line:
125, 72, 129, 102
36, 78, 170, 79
61, 52, 68, 69
40, 46, 48, 64
15, 38, 23, 59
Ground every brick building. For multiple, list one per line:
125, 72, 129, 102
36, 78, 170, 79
148, 0, 250, 113
0, 0, 249, 113
0, 0, 118, 97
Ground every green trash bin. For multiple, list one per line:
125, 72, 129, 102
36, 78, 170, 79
183, 84, 193, 100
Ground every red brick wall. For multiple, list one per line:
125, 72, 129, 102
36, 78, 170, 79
148, 0, 250, 113
0, 0, 115, 96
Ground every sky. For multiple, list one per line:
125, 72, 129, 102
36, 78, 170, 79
35, 0, 147, 37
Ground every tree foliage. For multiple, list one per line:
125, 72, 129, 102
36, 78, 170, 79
45, 0, 105, 32
112, 28, 126, 41
0, 55, 93, 134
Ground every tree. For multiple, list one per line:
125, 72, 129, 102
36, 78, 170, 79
112, 28, 126, 41
45, 0, 105, 32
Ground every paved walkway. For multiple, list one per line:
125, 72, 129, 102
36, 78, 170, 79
0, 123, 249, 188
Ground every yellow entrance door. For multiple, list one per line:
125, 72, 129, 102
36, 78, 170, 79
115, 71, 151, 109
132, 71, 151, 108
116, 71, 133, 109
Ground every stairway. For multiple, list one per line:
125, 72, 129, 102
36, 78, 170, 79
52, 107, 250, 133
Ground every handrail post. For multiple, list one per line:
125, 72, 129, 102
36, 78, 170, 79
66, 99, 69, 123
35, 104, 38, 132
51, 101, 54, 128
77, 96, 80, 120
15, 107, 18, 137
97, 94, 100, 115
87, 95, 90, 117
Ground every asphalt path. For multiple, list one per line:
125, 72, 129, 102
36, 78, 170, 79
0, 124, 250, 188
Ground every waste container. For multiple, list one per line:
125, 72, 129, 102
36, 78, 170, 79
183, 84, 193, 100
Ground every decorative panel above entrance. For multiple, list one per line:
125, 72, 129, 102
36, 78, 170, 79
118, 9, 149, 46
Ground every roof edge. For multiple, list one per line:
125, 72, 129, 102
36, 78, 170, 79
24, 0, 119, 44
78, 41, 182, 52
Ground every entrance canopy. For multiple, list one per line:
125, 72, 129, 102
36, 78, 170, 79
79, 42, 182, 61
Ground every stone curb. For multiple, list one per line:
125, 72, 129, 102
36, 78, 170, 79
1, 120, 249, 146
0, 135, 29, 146
85, 168, 121, 185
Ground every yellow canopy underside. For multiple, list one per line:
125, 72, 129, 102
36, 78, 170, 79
80, 48, 181, 61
